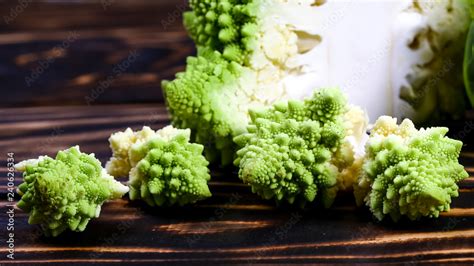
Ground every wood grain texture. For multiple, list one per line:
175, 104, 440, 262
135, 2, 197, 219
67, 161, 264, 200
0, 0, 192, 107
0, 1, 474, 265
0, 105, 474, 265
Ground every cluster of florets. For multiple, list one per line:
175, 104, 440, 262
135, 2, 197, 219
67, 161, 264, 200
354, 116, 469, 221
234, 88, 348, 206
107, 126, 212, 206
15, 147, 129, 236
185, 0, 258, 63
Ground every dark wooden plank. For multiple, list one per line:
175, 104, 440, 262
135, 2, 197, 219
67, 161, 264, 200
0, 28, 194, 107
0, 0, 193, 107
0, 104, 474, 265
0, 1, 187, 33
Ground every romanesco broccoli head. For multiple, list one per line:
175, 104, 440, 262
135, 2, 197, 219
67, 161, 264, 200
15, 146, 129, 237
233, 88, 367, 207
163, 0, 328, 165
354, 116, 469, 221
107, 126, 212, 206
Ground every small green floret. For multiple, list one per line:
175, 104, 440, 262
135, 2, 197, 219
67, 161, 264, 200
15, 146, 129, 237
234, 88, 349, 207
109, 126, 212, 206
355, 116, 469, 221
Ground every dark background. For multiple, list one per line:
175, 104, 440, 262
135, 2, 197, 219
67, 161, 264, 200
0, 1, 473, 264
0, 0, 191, 107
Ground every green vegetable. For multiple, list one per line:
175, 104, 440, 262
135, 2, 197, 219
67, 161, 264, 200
354, 116, 469, 221
107, 126, 212, 206
162, 0, 327, 166
184, 0, 258, 64
162, 49, 246, 166
234, 88, 368, 207
15, 146, 129, 237
164, 0, 471, 164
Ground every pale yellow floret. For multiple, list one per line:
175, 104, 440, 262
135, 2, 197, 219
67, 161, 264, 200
333, 105, 369, 191
106, 126, 189, 177
106, 127, 156, 177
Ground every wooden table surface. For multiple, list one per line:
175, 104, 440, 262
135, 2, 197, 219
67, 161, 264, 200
0, 1, 474, 265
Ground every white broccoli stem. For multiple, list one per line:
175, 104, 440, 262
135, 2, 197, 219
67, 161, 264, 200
344, 105, 369, 158
334, 105, 370, 191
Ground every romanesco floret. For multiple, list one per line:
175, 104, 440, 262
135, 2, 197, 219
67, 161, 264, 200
15, 146, 129, 237
354, 116, 469, 221
184, 0, 258, 63
234, 88, 367, 207
107, 126, 212, 206
162, 49, 248, 165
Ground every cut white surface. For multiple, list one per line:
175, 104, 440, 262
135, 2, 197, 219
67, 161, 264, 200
245, 0, 469, 122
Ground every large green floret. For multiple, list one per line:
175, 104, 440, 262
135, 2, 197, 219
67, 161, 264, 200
15, 146, 129, 237
111, 126, 212, 206
162, 49, 249, 165
233, 88, 360, 207
184, 0, 258, 63
354, 116, 469, 221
